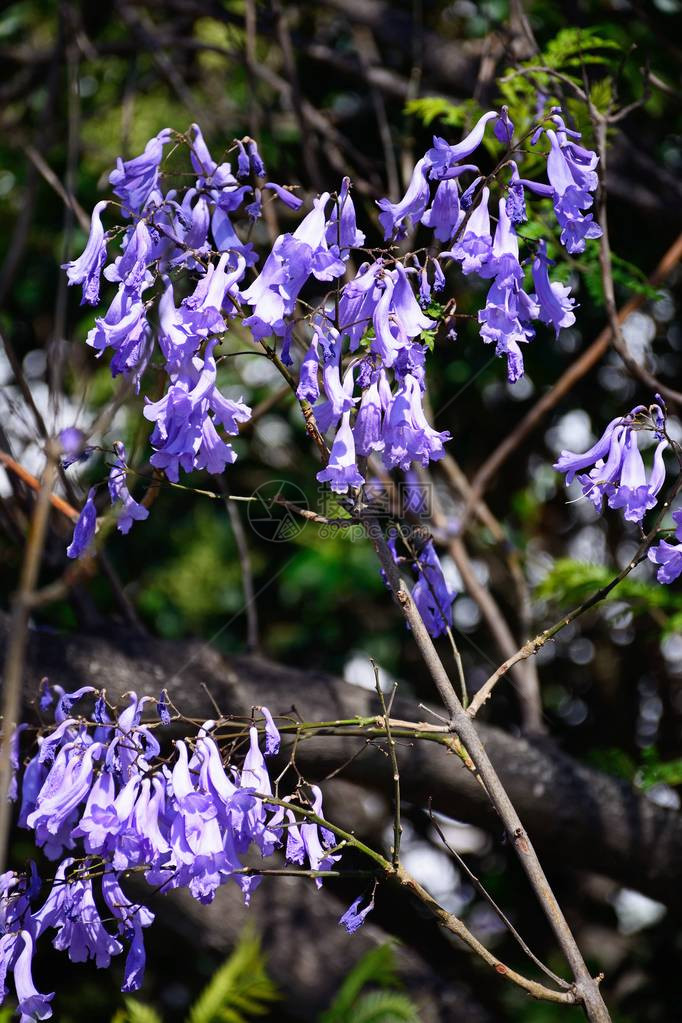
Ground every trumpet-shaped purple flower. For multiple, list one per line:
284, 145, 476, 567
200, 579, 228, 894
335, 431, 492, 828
377, 158, 430, 240
143, 341, 251, 481
317, 412, 365, 494
608, 434, 667, 523
425, 111, 497, 179
554, 405, 669, 522
110, 130, 172, 215
421, 178, 463, 243
13, 931, 54, 1022
108, 442, 149, 535
241, 193, 344, 339
544, 128, 602, 255
263, 181, 304, 211
66, 489, 97, 560
325, 177, 365, 252
382, 374, 450, 470
411, 540, 455, 638
86, 284, 152, 385
447, 187, 492, 274
531, 240, 576, 336
353, 376, 385, 456
494, 106, 514, 145
62, 202, 108, 306
506, 163, 527, 225
34, 862, 123, 968
649, 539, 682, 584
339, 893, 375, 934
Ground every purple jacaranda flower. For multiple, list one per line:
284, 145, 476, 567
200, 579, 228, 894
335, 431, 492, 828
247, 139, 267, 178
101, 873, 154, 992
506, 162, 527, 225
157, 690, 171, 726
316, 412, 365, 494
524, 124, 603, 255
325, 177, 365, 252
62, 201, 108, 305
377, 158, 430, 240
494, 106, 514, 144
188, 124, 235, 190
531, 240, 576, 336
649, 540, 682, 584
181, 253, 245, 335
108, 442, 149, 535
104, 220, 154, 294
608, 434, 668, 523
426, 111, 497, 179
86, 284, 152, 387
411, 539, 455, 638
554, 405, 669, 521
28, 742, 102, 852
382, 374, 450, 470
478, 280, 537, 384
297, 786, 340, 886
235, 140, 250, 179
372, 265, 435, 369
259, 707, 280, 756
296, 334, 321, 402
143, 340, 251, 481
262, 181, 304, 211
446, 187, 492, 274
554, 414, 628, 484
66, 489, 97, 560
353, 375, 385, 456
339, 893, 375, 934
477, 205, 539, 381
246, 190, 262, 220
8, 725, 27, 803
421, 178, 463, 243
59, 428, 93, 470
241, 193, 344, 339
55, 686, 96, 722
211, 207, 257, 267
18, 753, 47, 830
13, 931, 54, 1022
110, 130, 172, 215
236, 728, 280, 858
34, 860, 123, 968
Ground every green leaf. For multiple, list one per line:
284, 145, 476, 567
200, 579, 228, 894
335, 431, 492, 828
536, 558, 682, 617
404, 97, 479, 128
540, 26, 621, 71
320, 945, 402, 1023
349, 991, 420, 1023
122, 998, 164, 1023
639, 747, 682, 790
187, 927, 279, 1023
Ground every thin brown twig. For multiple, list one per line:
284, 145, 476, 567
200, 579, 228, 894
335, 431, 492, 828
427, 799, 569, 989
372, 662, 401, 868
368, 519, 610, 1021
0, 441, 59, 871
467, 473, 682, 718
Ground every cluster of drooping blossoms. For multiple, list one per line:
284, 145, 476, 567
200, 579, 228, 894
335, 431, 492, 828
554, 399, 682, 583
1, 687, 361, 1019
62, 106, 603, 632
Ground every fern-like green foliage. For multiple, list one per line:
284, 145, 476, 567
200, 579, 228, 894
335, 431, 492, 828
320, 944, 418, 1023
638, 747, 682, 790
536, 558, 682, 635
114, 928, 279, 1023
187, 928, 279, 1023
346, 991, 419, 1023
119, 1000, 163, 1023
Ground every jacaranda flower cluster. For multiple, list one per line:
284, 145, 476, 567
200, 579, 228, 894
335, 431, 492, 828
62, 106, 605, 636
1, 686, 362, 1020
